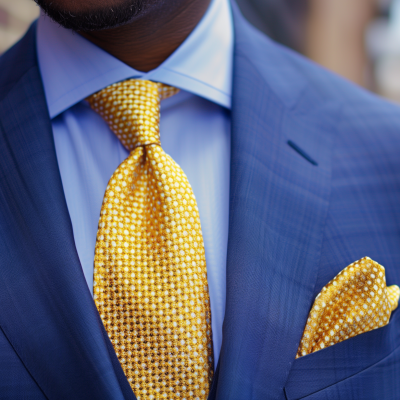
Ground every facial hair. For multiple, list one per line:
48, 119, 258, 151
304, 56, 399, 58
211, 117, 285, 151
33, 0, 144, 31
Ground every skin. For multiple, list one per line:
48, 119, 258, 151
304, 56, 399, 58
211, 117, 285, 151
38, 0, 211, 72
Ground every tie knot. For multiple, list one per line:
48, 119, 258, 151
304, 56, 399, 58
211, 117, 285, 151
87, 80, 179, 151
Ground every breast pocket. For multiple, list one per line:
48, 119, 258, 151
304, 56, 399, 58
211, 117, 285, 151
284, 308, 400, 400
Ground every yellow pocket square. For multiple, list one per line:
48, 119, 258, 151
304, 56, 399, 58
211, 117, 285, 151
297, 257, 400, 358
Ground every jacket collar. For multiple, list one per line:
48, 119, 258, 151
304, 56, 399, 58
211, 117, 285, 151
209, 5, 334, 399
0, 24, 136, 400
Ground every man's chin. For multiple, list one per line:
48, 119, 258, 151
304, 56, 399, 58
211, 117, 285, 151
33, 0, 144, 31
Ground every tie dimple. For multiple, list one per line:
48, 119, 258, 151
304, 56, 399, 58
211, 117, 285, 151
87, 80, 214, 400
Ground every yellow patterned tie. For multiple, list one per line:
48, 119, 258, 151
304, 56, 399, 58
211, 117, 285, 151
87, 80, 214, 399
297, 257, 400, 358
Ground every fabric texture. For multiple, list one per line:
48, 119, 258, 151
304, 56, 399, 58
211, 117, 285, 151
1, 3, 400, 400
297, 257, 400, 358
87, 80, 214, 399
36, 0, 233, 365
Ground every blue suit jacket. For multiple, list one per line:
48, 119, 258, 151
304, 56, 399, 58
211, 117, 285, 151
0, 5, 400, 400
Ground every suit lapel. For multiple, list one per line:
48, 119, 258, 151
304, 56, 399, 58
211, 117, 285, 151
210, 6, 335, 399
0, 26, 135, 400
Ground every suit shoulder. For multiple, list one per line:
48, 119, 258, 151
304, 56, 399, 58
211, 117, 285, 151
245, 23, 400, 143
244, 23, 394, 108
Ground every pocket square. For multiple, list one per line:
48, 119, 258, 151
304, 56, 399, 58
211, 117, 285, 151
297, 257, 400, 358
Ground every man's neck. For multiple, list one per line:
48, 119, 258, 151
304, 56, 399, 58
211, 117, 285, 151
80, 0, 211, 72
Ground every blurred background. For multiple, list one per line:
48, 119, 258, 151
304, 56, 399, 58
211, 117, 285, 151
2, 0, 400, 101
0, 0, 39, 54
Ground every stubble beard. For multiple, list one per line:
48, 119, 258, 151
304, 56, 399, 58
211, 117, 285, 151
33, 0, 145, 31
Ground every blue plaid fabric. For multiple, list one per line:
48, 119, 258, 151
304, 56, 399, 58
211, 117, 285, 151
0, 3, 399, 399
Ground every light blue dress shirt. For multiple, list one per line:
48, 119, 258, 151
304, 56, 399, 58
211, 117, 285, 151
36, 0, 233, 366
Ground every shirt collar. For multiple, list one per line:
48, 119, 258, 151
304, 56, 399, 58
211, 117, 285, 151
36, 0, 233, 119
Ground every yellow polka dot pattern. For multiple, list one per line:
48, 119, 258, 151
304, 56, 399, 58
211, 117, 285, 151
297, 257, 400, 358
87, 80, 214, 399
